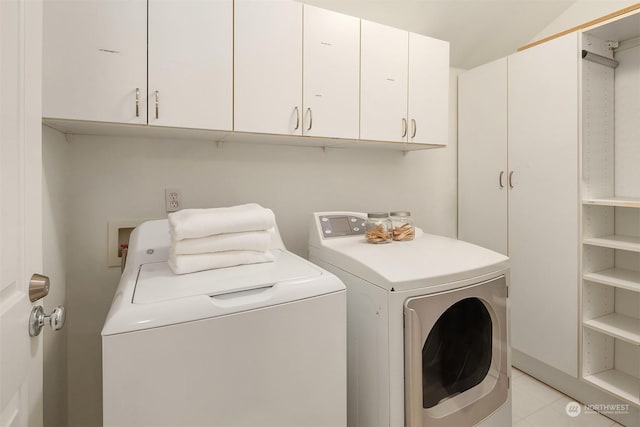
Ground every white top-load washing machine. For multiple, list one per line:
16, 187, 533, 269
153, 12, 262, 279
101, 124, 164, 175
102, 219, 346, 427
308, 212, 512, 427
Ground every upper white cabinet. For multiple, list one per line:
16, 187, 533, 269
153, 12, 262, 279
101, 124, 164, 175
235, 1, 360, 139
360, 20, 408, 143
44, 0, 232, 131
43, 0, 449, 150
148, 0, 232, 131
303, 5, 360, 139
43, 0, 147, 124
234, 0, 303, 135
361, 21, 449, 145
408, 33, 449, 145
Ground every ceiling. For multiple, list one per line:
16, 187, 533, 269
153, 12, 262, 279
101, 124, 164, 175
303, 0, 577, 69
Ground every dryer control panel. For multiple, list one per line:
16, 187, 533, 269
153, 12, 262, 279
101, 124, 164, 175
318, 214, 366, 238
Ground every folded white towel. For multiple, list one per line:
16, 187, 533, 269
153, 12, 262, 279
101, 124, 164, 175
168, 250, 276, 275
171, 229, 272, 255
169, 203, 275, 240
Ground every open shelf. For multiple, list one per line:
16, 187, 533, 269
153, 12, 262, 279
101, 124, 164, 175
584, 369, 640, 406
583, 235, 640, 252
584, 268, 640, 293
583, 196, 640, 208
583, 313, 640, 345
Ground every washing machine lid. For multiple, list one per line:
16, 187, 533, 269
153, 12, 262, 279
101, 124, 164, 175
310, 233, 509, 291
133, 249, 320, 304
102, 249, 344, 336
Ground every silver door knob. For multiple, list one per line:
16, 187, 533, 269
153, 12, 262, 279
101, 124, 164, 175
29, 273, 50, 302
29, 305, 66, 337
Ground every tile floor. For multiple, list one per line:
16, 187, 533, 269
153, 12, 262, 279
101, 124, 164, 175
512, 368, 624, 427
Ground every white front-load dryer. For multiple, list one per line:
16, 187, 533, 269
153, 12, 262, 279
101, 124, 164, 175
102, 220, 346, 427
308, 212, 511, 427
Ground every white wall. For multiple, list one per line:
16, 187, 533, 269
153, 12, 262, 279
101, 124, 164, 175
529, 0, 638, 43
51, 69, 461, 427
42, 125, 69, 426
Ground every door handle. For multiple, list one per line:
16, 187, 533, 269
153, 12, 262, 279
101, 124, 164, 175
154, 90, 159, 119
293, 106, 300, 130
402, 118, 408, 138
411, 119, 417, 138
499, 171, 505, 188
306, 107, 313, 131
508, 171, 515, 189
29, 305, 66, 337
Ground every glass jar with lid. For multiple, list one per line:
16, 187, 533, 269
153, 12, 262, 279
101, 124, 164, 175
365, 212, 392, 244
390, 211, 415, 241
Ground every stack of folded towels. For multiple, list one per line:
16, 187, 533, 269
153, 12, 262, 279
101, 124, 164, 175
168, 203, 276, 275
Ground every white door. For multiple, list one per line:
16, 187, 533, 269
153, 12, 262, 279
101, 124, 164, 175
148, 0, 232, 131
1, 0, 44, 426
408, 33, 449, 145
234, 0, 302, 135
360, 20, 408, 143
458, 58, 508, 255
302, 5, 359, 139
42, 0, 147, 124
508, 33, 579, 377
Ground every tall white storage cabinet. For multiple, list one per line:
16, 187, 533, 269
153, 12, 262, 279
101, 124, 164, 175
508, 33, 580, 378
459, 33, 580, 378
458, 58, 508, 255
580, 13, 640, 407
148, 0, 232, 131
43, 0, 147, 124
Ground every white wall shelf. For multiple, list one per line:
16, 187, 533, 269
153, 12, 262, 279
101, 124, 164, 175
583, 235, 640, 252
584, 268, 640, 293
583, 313, 640, 346
584, 369, 640, 406
583, 197, 640, 208
580, 10, 640, 410
43, 118, 444, 152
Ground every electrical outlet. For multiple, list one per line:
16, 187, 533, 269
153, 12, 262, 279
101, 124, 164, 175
165, 188, 182, 213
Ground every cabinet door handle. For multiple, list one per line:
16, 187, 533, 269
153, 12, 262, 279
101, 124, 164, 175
411, 119, 417, 138
499, 171, 505, 188
154, 91, 159, 120
135, 88, 140, 117
508, 171, 514, 189
306, 107, 312, 131
294, 106, 300, 130
402, 118, 407, 138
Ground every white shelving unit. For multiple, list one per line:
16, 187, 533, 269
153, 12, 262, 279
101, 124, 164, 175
580, 11, 640, 408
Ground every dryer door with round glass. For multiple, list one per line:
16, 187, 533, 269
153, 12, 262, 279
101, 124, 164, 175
404, 276, 508, 427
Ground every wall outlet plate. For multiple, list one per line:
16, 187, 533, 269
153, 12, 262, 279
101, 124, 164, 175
107, 220, 150, 268
165, 188, 182, 213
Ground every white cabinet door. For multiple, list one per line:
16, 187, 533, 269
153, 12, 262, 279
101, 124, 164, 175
1, 0, 44, 425
360, 20, 408, 143
408, 33, 449, 145
458, 58, 508, 255
508, 33, 579, 378
148, 0, 232, 131
43, 0, 147, 124
303, 5, 360, 139
234, 0, 302, 135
